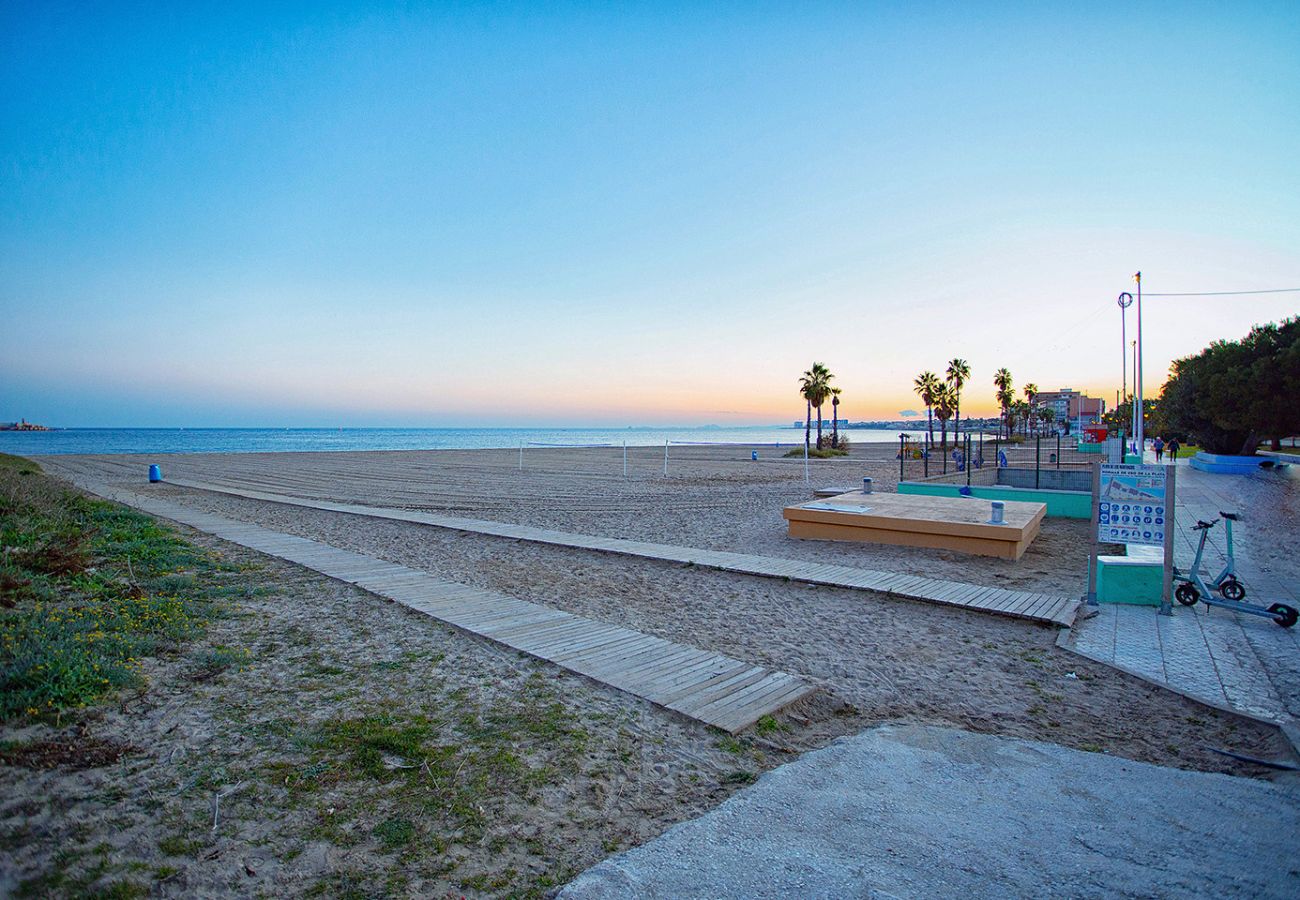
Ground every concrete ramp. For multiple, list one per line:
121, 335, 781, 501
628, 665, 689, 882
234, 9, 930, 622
562, 725, 1300, 899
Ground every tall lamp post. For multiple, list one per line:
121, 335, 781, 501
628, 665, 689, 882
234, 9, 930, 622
1134, 271, 1144, 454
1118, 291, 1133, 447
1131, 340, 1138, 451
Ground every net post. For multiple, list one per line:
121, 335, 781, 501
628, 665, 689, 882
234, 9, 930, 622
1083, 460, 1100, 608
1159, 465, 1176, 616
1035, 436, 1041, 489
623, 441, 627, 479
803, 441, 809, 483
518, 440, 523, 472
966, 434, 972, 487
663, 441, 669, 477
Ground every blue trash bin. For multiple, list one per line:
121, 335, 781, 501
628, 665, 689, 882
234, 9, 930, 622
751, 451, 759, 461
148, 464, 162, 483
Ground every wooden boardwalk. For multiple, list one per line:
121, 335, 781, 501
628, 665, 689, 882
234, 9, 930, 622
161, 477, 1081, 627
81, 483, 816, 734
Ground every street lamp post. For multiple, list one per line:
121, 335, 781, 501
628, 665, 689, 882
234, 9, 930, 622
1117, 292, 1133, 405
1134, 271, 1144, 454
1118, 291, 1133, 450
1131, 340, 1138, 451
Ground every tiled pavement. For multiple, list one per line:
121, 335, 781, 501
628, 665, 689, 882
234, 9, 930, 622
1065, 457, 1300, 726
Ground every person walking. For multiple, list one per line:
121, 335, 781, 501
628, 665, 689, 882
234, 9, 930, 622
1153, 435, 1165, 462
1167, 437, 1180, 462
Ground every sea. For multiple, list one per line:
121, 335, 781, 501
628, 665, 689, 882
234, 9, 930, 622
1, 426, 929, 457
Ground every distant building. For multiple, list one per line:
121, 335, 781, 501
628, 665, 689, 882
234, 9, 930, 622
792, 419, 849, 429
1034, 389, 1105, 428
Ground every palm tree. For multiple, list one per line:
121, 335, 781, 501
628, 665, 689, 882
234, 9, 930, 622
799, 363, 832, 450
798, 368, 817, 450
1040, 407, 1056, 435
993, 368, 1014, 438
914, 371, 941, 450
811, 363, 833, 449
934, 384, 956, 451
1022, 383, 1038, 437
946, 358, 970, 442
830, 387, 842, 449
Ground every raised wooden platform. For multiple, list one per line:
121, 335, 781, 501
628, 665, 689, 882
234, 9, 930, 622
783, 491, 1046, 560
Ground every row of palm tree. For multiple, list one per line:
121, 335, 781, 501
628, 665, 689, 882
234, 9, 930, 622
912, 359, 970, 450
798, 363, 843, 449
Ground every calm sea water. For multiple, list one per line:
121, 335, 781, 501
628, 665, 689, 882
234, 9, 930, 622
2, 426, 927, 456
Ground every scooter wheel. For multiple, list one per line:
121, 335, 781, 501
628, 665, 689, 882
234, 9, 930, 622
1267, 604, 1298, 629
1220, 579, 1246, 602
1175, 583, 1200, 607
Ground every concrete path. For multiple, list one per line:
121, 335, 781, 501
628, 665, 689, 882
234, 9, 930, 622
1065, 460, 1300, 726
75, 481, 816, 734
152, 476, 1082, 627
562, 724, 1300, 899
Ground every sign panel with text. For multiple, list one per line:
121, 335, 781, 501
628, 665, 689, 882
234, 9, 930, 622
1097, 463, 1168, 546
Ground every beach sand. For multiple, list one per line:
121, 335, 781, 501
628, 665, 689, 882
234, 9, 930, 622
9, 445, 1289, 895
40, 446, 1290, 771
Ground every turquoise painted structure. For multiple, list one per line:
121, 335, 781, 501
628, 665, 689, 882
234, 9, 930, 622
1095, 555, 1162, 605
1189, 451, 1288, 474
1077, 442, 1103, 454
897, 481, 1091, 518
1123, 453, 1143, 464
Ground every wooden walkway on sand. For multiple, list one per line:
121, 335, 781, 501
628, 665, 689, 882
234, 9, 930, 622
80, 483, 816, 734
158, 477, 1081, 627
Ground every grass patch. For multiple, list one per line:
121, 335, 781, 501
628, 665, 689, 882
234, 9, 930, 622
782, 446, 849, 459
0, 455, 234, 721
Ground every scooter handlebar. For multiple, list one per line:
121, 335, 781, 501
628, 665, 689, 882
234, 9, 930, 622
1193, 519, 1219, 531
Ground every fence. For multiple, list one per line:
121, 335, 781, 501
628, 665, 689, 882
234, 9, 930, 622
896, 431, 1097, 488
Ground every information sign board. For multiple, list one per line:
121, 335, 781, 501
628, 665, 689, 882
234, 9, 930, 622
1097, 463, 1168, 546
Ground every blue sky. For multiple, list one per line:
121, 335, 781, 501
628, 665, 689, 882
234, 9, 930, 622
3, 2, 1298, 426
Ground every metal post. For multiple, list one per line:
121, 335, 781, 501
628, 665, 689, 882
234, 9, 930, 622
803, 440, 809, 483
898, 434, 905, 483
1131, 339, 1138, 453
1159, 464, 1176, 616
1135, 271, 1145, 452
924, 442, 929, 478
623, 441, 627, 479
663, 441, 669, 477
519, 441, 523, 471
966, 435, 972, 487
1035, 436, 1041, 489
1083, 461, 1101, 607
1056, 433, 1061, 469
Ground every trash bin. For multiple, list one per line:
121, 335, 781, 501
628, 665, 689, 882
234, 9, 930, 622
148, 464, 162, 483
751, 450, 758, 461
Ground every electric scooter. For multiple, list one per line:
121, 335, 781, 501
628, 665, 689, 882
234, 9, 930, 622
1206, 511, 1247, 600
1174, 518, 1297, 628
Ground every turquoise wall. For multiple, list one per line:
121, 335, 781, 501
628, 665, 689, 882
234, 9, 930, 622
898, 482, 1091, 518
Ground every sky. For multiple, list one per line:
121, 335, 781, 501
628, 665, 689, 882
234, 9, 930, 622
2, 1, 1298, 427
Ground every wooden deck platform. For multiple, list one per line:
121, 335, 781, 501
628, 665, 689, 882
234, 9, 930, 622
114, 476, 1080, 627
79, 483, 817, 734
784, 491, 1047, 560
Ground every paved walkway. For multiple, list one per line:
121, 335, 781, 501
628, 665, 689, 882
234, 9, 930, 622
78, 481, 816, 734
155, 477, 1081, 627
1066, 459, 1300, 726
562, 724, 1300, 899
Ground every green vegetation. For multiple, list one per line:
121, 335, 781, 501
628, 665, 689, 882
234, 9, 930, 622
1154, 316, 1300, 455
782, 446, 847, 459
0, 453, 232, 721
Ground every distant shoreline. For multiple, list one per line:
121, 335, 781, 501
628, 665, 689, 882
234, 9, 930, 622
2, 425, 932, 457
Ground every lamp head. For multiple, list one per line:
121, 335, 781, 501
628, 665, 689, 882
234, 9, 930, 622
1117, 292, 1134, 309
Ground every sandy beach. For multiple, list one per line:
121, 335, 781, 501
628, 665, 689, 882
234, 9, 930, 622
40, 446, 1290, 771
